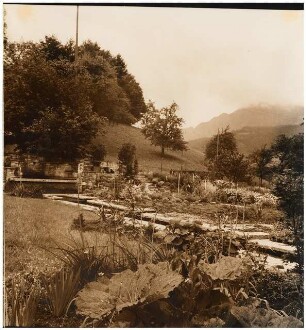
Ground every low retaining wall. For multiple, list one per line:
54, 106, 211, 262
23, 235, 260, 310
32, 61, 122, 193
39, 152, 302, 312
5, 178, 78, 194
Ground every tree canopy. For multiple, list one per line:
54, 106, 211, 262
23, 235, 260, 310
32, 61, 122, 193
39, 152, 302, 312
270, 132, 304, 271
205, 127, 250, 182
4, 36, 147, 161
141, 101, 188, 155
249, 146, 273, 186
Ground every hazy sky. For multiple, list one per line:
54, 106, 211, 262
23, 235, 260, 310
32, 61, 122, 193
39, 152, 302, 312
5, 5, 304, 127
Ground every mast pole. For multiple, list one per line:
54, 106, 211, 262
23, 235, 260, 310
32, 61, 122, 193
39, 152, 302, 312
75, 5, 79, 62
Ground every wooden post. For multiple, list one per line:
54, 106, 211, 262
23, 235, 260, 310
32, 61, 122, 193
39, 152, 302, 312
178, 172, 181, 194
19, 164, 22, 188
216, 128, 220, 160
77, 162, 84, 211
215, 128, 219, 177
235, 182, 238, 204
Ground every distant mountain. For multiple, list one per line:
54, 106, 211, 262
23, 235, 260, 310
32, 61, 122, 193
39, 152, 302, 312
184, 105, 303, 141
188, 125, 303, 155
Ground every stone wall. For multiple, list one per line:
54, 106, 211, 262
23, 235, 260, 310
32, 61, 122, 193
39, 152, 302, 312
4, 153, 118, 186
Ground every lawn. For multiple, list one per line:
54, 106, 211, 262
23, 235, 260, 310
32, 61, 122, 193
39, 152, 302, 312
4, 195, 98, 276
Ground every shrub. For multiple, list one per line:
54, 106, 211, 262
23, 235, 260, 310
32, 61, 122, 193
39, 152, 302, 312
47, 226, 112, 284
253, 271, 304, 319
118, 143, 137, 177
89, 144, 107, 164
215, 186, 278, 207
8, 183, 44, 198
194, 180, 217, 202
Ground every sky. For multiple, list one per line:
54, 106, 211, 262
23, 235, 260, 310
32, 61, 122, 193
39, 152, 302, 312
4, 4, 304, 127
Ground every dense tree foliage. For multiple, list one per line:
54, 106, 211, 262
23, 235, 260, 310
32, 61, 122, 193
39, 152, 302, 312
141, 101, 187, 155
4, 41, 100, 160
270, 134, 303, 174
249, 146, 273, 186
88, 144, 107, 165
270, 132, 304, 271
4, 36, 146, 161
205, 127, 250, 183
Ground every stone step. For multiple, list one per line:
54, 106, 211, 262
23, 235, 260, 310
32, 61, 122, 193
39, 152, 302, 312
249, 238, 296, 255
43, 193, 96, 202
123, 217, 166, 231
59, 200, 99, 212
233, 231, 270, 239
45, 194, 296, 260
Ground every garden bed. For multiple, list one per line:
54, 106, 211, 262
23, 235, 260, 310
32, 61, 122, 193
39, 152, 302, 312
4, 190, 303, 327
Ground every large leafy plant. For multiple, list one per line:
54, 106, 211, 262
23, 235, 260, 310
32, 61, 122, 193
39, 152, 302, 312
76, 262, 183, 322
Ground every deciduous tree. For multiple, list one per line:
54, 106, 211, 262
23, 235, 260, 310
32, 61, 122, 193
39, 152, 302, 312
271, 132, 304, 271
4, 41, 102, 161
249, 146, 272, 186
4, 36, 148, 160
141, 101, 187, 155
205, 127, 250, 182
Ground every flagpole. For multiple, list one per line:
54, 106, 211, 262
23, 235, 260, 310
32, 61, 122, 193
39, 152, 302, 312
75, 5, 79, 62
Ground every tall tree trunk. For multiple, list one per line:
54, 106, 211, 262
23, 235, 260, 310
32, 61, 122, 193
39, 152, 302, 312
161, 146, 165, 156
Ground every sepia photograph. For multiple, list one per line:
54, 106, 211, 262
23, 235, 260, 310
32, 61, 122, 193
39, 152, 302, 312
3, 2, 304, 328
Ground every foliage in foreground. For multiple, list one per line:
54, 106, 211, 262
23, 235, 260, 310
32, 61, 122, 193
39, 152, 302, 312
44, 267, 81, 317
231, 298, 303, 328
4, 187, 303, 327
75, 256, 303, 327
5, 278, 39, 327
76, 262, 183, 321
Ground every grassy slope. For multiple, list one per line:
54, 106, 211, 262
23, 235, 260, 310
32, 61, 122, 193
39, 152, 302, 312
94, 123, 204, 172
4, 195, 97, 275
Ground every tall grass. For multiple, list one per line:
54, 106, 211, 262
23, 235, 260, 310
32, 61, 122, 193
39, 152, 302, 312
44, 267, 81, 317
5, 279, 39, 327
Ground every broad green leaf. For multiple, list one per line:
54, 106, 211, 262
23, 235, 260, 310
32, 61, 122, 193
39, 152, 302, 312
198, 256, 251, 281
76, 262, 183, 319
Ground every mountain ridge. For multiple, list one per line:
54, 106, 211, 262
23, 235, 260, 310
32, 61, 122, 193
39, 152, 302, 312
184, 105, 303, 141
188, 124, 303, 155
